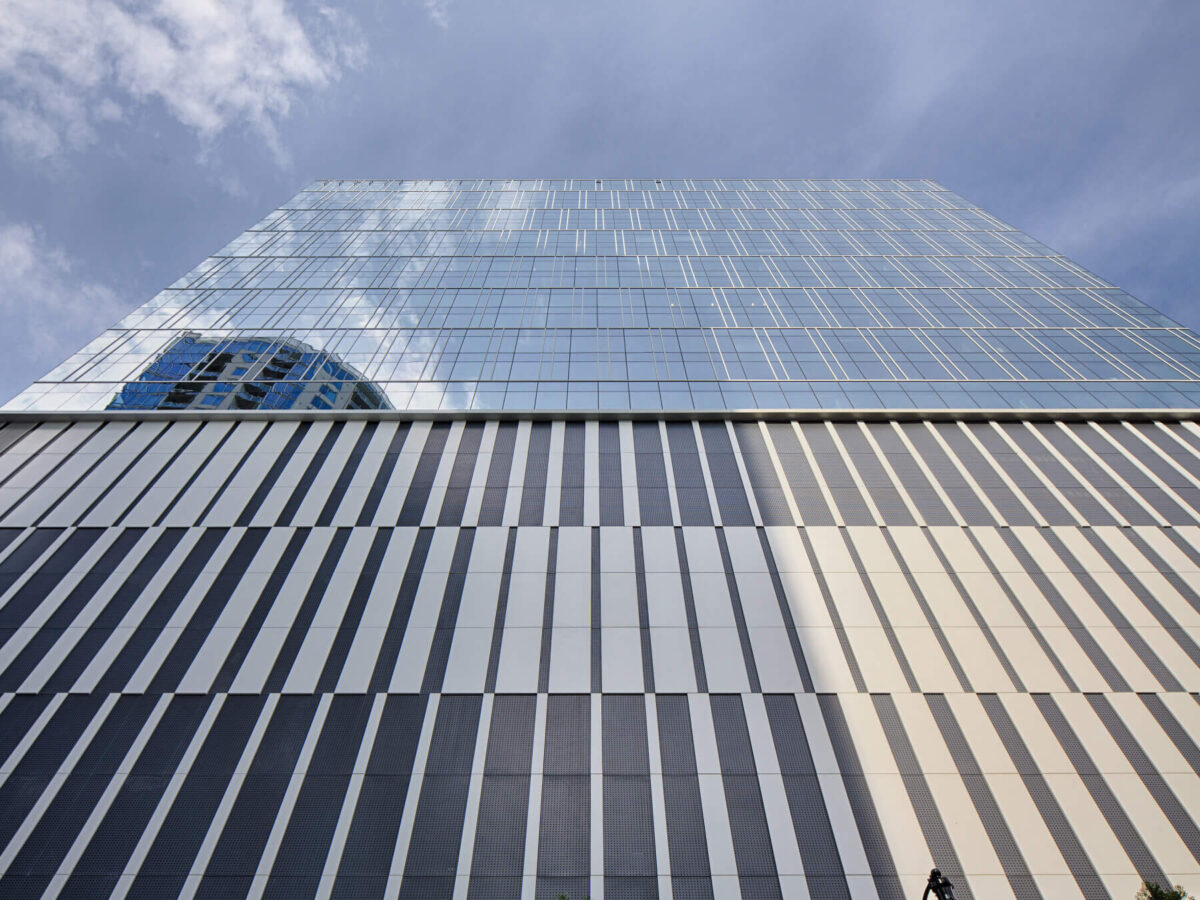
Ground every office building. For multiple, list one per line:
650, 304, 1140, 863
1, 179, 1199, 899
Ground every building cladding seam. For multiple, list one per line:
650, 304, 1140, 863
4, 180, 1200, 898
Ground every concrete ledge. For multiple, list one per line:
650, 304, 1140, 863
2, 407, 1199, 424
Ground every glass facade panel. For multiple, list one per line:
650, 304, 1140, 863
9, 177, 1200, 411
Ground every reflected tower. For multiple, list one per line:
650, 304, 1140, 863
108, 332, 391, 411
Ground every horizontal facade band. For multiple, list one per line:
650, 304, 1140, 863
6, 406, 1200, 424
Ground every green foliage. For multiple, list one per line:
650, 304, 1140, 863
1137, 883, 1194, 900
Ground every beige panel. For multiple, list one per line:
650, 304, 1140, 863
806, 526, 856, 573
844, 527, 900, 573
929, 527, 990, 573
949, 627, 1015, 692
893, 627, 963, 691
1053, 694, 1135, 775
1106, 694, 1193, 775
1106, 772, 1195, 874
925, 773, 1005, 876
845, 628, 908, 692
947, 695, 1015, 775
796, 627, 858, 692
1039, 627, 1109, 692
822, 572, 881, 628
1042, 772, 1137, 875
956, 572, 1026, 628
991, 627, 1071, 692
888, 527, 944, 573
763, 526, 812, 572
860, 572, 926, 626
912, 571, 977, 628
893, 694, 956, 774
864, 772, 935, 878
998, 695, 1075, 774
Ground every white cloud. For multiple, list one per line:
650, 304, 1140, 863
0, 0, 364, 160
423, 0, 451, 29
0, 221, 131, 402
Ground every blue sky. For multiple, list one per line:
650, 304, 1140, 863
0, 0, 1197, 402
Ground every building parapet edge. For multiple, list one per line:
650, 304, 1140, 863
2, 407, 1200, 424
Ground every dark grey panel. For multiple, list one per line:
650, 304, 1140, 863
398, 694, 483, 900
478, 422, 517, 526
935, 422, 1035, 525
762, 694, 851, 898
701, 422, 753, 526
537, 695, 590, 899
1002, 423, 1116, 524
369, 527, 434, 691
559, 422, 586, 526
872, 693, 974, 900
125, 695, 268, 899
200, 694, 321, 896
967, 422, 1075, 524
1036, 424, 1155, 525
1070, 425, 1193, 524
438, 422, 484, 526
979, 694, 1110, 900
925, 694, 1042, 899
765, 422, 834, 526
236, 421, 312, 526
655, 695, 714, 896
318, 421, 380, 526
603, 696, 657, 884
1033, 693, 1169, 886
397, 422, 451, 525
358, 422, 411, 525
600, 421, 624, 526
666, 422, 714, 526
519, 422, 552, 526
709, 694, 782, 898
868, 422, 955, 525
800, 423, 872, 525
1, 694, 159, 891
734, 422, 794, 525
331, 694, 427, 900
901, 423, 994, 525
634, 422, 673, 527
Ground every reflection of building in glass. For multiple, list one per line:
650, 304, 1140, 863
107, 332, 391, 411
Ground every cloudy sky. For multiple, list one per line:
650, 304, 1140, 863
0, 0, 1197, 402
